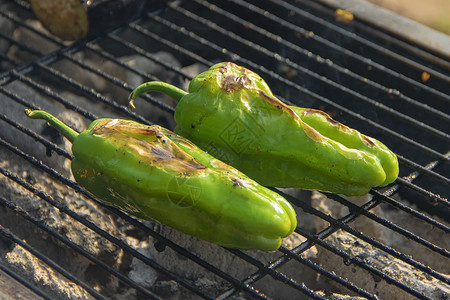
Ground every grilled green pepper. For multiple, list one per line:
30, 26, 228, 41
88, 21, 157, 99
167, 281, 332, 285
129, 62, 399, 196
25, 109, 296, 251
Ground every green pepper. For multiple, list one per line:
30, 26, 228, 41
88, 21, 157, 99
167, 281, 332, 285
25, 109, 296, 251
129, 62, 399, 196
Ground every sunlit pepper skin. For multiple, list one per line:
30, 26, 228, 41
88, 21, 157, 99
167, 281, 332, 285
129, 62, 399, 196
25, 110, 296, 251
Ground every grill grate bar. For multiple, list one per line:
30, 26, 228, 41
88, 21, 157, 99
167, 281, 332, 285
0, 31, 42, 58
270, 0, 450, 85
396, 177, 450, 208
0, 162, 214, 300
397, 155, 450, 185
84, 43, 157, 83
236, 0, 450, 79
0, 225, 106, 299
168, 4, 450, 142
59, 52, 175, 114
0, 194, 162, 300
10, 71, 98, 121
0, 114, 73, 159
0, 52, 20, 68
294, 228, 434, 300
103, 209, 270, 300
326, 193, 449, 257
223, 230, 431, 300
295, 0, 450, 71
276, 246, 378, 299
111, 27, 211, 75
370, 191, 450, 233
224, 248, 326, 300
195, 0, 450, 122
284, 190, 450, 284
0, 263, 52, 300
34, 63, 150, 123
0, 87, 40, 111
144, 13, 450, 162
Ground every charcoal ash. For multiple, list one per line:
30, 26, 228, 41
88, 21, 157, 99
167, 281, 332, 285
311, 192, 450, 299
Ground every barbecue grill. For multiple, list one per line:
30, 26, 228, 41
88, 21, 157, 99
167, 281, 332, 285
0, 0, 449, 299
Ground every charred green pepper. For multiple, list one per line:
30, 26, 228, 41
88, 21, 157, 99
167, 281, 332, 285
129, 62, 399, 196
25, 109, 296, 251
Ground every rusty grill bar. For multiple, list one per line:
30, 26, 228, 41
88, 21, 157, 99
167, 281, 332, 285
0, 0, 449, 299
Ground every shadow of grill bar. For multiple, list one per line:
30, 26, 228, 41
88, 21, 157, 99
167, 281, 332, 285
0, 194, 161, 300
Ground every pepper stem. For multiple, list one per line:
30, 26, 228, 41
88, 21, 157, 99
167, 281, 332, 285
25, 109, 79, 143
128, 81, 188, 110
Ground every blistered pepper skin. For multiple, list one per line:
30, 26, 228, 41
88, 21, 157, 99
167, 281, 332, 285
26, 110, 296, 251
129, 62, 399, 196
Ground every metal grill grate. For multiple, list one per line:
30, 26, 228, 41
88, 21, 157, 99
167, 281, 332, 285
0, 0, 449, 299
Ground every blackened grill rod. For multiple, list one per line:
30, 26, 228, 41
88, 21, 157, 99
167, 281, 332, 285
0, 9, 178, 116
223, 228, 433, 300
397, 155, 450, 185
108, 30, 210, 75
229, 0, 450, 100
0, 263, 52, 300
276, 246, 378, 300
168, 4, 450, 142
224, 248, 326, 300
270, 0, 450, 85
11, 71, 98, 121
84, 43, 158, 83
140, 14, 450, 162
0, 225, 106, 300
0, 194, 162, 300
0, 114, 73, 159
195, 0, 450, 122
282, 190, 450, 284
59, 52, 175, 114
326, 192, 450, 256
371, 190, 449, 232
295, 0, 450, 71
104, 209, 270, 300
293, 228, 435, 300
0, 31, 41, 58
0, 52, 19, 68
34, 63, 152, 124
